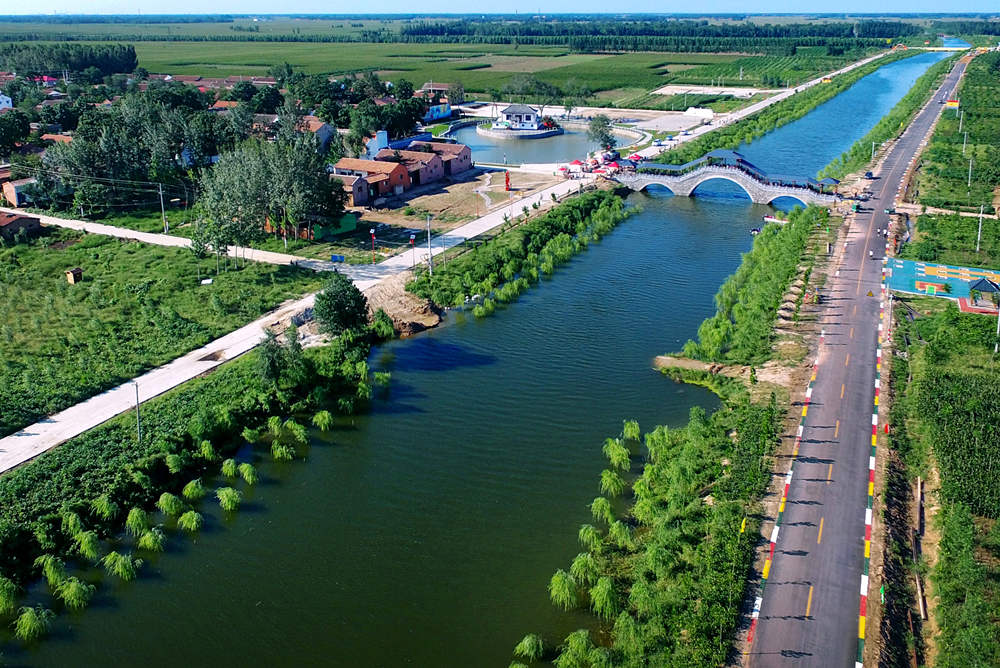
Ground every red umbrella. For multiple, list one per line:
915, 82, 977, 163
628, 154, 642, 161
606, 161, 620, 168
558, 166, 568, 170
569, 159, 583, 165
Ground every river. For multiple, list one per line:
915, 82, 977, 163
17, 51, 949, 667
448, 125, 626, 165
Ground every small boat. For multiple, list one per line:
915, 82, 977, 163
750, 227, 761, 236
762, 215, 784, 224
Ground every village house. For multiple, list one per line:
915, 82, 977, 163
2, 178, 36, 206
0, 92, 11, 111
407, 141, 473, 176
0, 212, 41, 241
41, 133, 73, 144
332, 158, 410, 197
333, 173, 370, 207
374, 149, 444, 186
497, 104, 540, 130
417, 81, 463, 104
209, 99, 239, 111
299, 115, 336, 152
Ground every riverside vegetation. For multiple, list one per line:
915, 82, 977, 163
651, 50, 918, 168
0, 272, 393, 647
820, 54, 959, 180
406, 189, 629, 314
0, 229, 323, 439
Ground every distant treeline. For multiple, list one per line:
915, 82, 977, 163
932, 20, 1000, 35
400, 19, 919, 39
0, 43, 137, 75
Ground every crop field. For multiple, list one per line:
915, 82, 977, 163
916, 51, 1000, 213
0, 228, 323, 438
662, 49, 874, 87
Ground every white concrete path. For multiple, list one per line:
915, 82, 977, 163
0, 176, 593, 474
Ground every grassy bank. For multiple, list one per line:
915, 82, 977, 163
0, 301, 386, 646
0, 229, 323, 439
916, 51, 1000, 214
820, 54, 958, 180
650, 50, 917, 166
512, 398, 780, 666
681, 206, 829, 365
406, 188, 629, 314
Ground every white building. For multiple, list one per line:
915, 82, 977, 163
495, 104, 540, 130
0, 93, 12, 111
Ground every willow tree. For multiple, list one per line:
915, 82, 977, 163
238, 463, 259, 486
34, 554, 66, 589
74, 530, 100, 561
513, 633, 545, 662
578, 524, 603, 553
602, 438, 630, 472
589, 576, 618, 620
182, 478, 207, 501
217, 487, 242, 512
125, 508, 150, 537
548, 569, 578, 611
590, 496, 614, 525
90, 494, 119, 521
57, 577, 95, 611
102, 551, 142, 581
221, 458, 238, 478
14, 606, 53, 641
137, 527, 166, 552
570, 552, 600, 587
156, 492, 185, 517
599, 469, 626, 498
61, 511, 84, 537
0, 576, 18, 616
178, 511, 203, 533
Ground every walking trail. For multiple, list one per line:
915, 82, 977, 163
0, 176, 592, 474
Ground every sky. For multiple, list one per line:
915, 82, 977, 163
3, 3, 998, 14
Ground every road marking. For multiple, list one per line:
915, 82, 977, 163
818, 517, 824, 544
841, 383, 846, 399
849, 327, 854, 338
835, 420, 840, 438
827, 463, 833, 484
806, 585, 814, 617
845, 353, 850, 367
853, 304, 857, 316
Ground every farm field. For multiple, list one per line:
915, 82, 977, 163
900, 212, 1000, 269
916, 51, 1000, 213
0, 228, 323, 439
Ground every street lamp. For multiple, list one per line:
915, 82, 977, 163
409, 233, 416, 270
370, 228, 376, 264
426, 215, 434, 276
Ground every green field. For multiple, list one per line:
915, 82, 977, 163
0, 228, 323, 438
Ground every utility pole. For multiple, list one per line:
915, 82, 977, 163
958, 109, 963, 132
968, 158, 974, 188
426, 215, 433, 276
962, 132, 968, 156
976, 204, 984, 252
134, 382, 141, 443
158, 183, 168, 234
871, 141, 876, 161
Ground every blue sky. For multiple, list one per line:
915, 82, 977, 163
5, 3, 999, 14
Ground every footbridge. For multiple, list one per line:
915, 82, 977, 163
615, 149, 840, 206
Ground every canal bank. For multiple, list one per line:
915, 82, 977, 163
11, 51, 953, 667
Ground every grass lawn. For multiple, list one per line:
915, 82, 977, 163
0, 228, 323, 438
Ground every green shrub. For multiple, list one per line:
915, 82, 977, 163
216, 487, 242, 512
102, 551, 142, 582
156, 492, 185, 517
238, 462, 259, 486
137, 528, 166, 553
182, 478, 206, 502
14, 605, 53, 641
177, 511, 203, 533
56, 577, 95, 611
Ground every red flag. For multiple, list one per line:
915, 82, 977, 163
505, 171, 510, 192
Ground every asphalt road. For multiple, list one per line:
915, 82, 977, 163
748, 57, 967, 667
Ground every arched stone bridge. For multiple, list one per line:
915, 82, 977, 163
614, 149, 839, 207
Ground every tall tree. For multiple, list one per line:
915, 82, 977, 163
314, 272, 368, 336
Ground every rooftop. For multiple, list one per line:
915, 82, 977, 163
502, 104, 538, 115
334, 158, 405, 175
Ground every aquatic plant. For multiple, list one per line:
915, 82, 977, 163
74, 530, 100, 561
599, 469, 625, 498
182, 478, 206, 501
601, 438, 630, 472
137, 527, 166, 552
622, 419, 640, 441
271, 443, 296, 461
569, 552, 600, 587
513, 633, 545, 662
0, 576, 18, 616
589, 576, 618, 620
199, 439, 217, 461
221, 458, 238, 478
125, 507, 150, 536
242, 426, 262, 443
177, 511, 203, 533
578, 524, 602, 552
238, 462, 258, 486
156, 492, 185, 517
90, 494, 119, 521
216, 487, 242, 512
56, 576, 95, 611
590, 496, 614, 525
33, 554, 66, 588
61, 511, 84, 537
165, 453, 184, 474
102, 551, 142, 581
14, 606, 53, 641
312, 410, 334, 431
548, 569, 578, 610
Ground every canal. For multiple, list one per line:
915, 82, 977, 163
18, 51, 949, 667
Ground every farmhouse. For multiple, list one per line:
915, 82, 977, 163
0, 212, 41, 241
407, 141, 473, 176
334, 173, 370, 207
498, 104, 540, 130
2, 178, 36, 206
374, 149, 444, 186
332, 158, 410, 197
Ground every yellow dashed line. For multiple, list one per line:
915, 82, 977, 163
845, 354, 850, 366
834, 420, 840, 438
806, 585, 814, 617
841, 384, 845, 399
817, 517, 824, 544
827, 463, 833, 484
849, 327, 854, 338
869, 481, 875, 497
763, 559, 772, 580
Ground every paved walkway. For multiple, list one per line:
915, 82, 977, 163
0, 177, 593, 474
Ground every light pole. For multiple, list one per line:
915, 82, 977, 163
871, 141, 876, 161
426, 215, 433, 276
968, 158, 974, 188
409, 233, 415, 270
962, 131, 968, 156
959, 109, 964, 132
370, 228, 376, 265
976, 205, 984, 252
134, 381, 141, 443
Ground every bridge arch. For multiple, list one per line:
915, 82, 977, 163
765, 194, 808, 208
687, 173, 755, 201
635, 182, 677, 196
